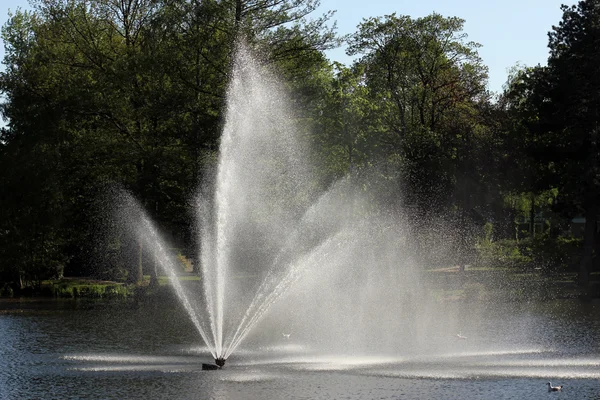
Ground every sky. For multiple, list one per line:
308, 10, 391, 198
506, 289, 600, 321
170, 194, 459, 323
0, 0, 571, 94
316, 0, 568, 93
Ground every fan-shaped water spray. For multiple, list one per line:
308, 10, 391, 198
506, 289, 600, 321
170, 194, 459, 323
121, 44, 382, 366
119, 43, 509, 368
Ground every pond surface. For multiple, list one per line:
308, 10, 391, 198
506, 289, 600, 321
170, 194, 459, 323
1, 297, 600, 400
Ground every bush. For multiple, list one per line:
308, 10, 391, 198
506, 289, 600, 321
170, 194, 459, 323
0, 284, 14, 297
475, 223, 582, 272
104, 285, 129, 299
463, 283, 485, 301
476, 237, 532, 269
54, 285, 75, 298
176, 253, 193, 272
530, 234, 581, 271
77, 285, 104, 298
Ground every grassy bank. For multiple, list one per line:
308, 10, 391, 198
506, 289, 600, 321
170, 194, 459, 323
43, 278, 134, 299
0, 275, 200, 300
426, 266, 600, 302
2, 267, 598, 302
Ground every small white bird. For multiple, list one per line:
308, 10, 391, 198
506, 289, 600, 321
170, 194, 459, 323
455, 332, 467, 340
282, 333, 291, 339
547, 382, 563, 392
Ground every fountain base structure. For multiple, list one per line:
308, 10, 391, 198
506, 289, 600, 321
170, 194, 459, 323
215, 358, 226, 367
201, 358, 226, 370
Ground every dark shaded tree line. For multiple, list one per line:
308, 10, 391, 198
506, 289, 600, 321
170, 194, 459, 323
1, 0, 599, 291
0, 0, 337, 288
501, 0, 600, 290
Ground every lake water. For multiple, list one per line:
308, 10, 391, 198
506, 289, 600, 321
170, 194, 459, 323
1, 297, 600, 400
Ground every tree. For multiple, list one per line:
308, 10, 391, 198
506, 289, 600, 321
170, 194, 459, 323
311, 63, 382, 181
548, 1, 600, 286
0, 0, 340, 286
347, 13, 488, 214
346, 13, 490, 266
506, 1, 600, 286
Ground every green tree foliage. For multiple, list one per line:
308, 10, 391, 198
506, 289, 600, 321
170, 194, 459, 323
312, 63, 382, 180
5, 0, 599, 290
347, 13, 489, 214
503, 1, 600, 285
345, 13, 492, 267
0, 11, 68, 287
0, 0, 338, 287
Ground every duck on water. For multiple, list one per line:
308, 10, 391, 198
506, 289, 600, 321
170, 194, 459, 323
547, 382, 563, 392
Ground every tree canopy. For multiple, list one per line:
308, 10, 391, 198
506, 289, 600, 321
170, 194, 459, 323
1, 1, 599, 290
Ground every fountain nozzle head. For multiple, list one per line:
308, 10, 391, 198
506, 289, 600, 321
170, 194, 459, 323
215, 357, 226, 368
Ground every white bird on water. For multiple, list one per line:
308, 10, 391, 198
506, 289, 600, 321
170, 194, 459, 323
547, 382, 563, 392
455, 332, 467, 340
282, 333, 291, 339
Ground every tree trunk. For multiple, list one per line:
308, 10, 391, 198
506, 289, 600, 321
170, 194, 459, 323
578, 200, 597, 288
129, 238, 144, 284
149, 256, 159, 287
529, 193, 536, 237
235, 0, 242, 28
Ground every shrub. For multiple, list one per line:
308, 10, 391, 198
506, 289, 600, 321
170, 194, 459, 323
55, 285, 75, 298
0, 284, 14, 297
463, 283, 485, 301
176, 253, 193, 272
476, 237, 532, 269
77, 285, 104, 298
104, 285, 128, 299
530, 234, 581, 271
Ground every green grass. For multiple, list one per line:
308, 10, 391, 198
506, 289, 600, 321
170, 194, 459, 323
40, 274, 204, 299
42, 279, 132, 299
424, 264, 588, 302
142, 275, 201, 286
34, 265, 595, 302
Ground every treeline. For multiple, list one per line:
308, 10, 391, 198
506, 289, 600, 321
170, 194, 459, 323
0, 0, 598, 291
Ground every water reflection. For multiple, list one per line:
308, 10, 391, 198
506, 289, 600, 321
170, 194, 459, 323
1, 299, 600, 399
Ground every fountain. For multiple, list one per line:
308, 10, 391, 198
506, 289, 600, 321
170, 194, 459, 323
1, 35, 596, 400
62, 45, 600, 396
120, 43, 387, 368
116, 44, 518, 370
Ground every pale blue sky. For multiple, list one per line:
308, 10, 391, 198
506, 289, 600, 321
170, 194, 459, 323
1, 0, 571, 94
317, 0, 569, 93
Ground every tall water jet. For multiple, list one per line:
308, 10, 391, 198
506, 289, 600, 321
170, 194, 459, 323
200, 43, 320, 361
119, 43, 423, 365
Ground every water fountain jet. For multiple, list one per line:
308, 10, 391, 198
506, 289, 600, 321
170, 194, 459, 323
119, 43, 422, 366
